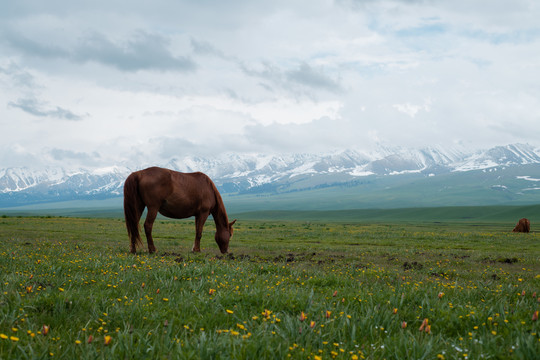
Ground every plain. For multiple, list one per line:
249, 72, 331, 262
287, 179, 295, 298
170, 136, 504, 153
0, 214, 539, 359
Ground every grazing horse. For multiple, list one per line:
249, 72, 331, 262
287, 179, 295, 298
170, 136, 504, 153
512, 218, 530, 233
123, 167, 236, 254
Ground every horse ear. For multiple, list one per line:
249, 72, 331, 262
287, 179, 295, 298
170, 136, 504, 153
230, 219, 237, 227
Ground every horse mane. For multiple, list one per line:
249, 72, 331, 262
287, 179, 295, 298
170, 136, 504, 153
208, 177, 229, 227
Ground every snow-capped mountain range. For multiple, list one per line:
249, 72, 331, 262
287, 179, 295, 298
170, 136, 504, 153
1, 143, 540, 208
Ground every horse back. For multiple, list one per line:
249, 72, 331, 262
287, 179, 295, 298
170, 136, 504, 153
134, 167, 174, 206
137, 167, 218, 218
169, 171, 217, 207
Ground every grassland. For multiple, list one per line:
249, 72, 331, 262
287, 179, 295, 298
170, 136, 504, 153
0, 216, 539, 359
3, 203, 540, 224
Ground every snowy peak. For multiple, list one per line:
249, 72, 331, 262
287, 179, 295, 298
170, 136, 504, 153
1, 143, 540, 207
352, 145, 466, 176
484, 144, 540, 164
0, 167, 67, 193
453, 144, 540, 171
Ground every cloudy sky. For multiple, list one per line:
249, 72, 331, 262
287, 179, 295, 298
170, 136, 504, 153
1, 0, 540, 169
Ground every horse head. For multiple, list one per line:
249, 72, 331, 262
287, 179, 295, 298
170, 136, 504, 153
215, 219, 236, 253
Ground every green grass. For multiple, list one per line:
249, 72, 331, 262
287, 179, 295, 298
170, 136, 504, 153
3, 203, 540, 224
0, 216, 539, 359
233, 204, 540, 223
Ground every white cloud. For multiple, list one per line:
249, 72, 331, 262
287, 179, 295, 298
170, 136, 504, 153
1, 0, 540, 169
392, 100, 431, 118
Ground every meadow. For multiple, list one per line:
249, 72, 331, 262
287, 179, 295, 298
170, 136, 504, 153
0, 216, 539, 359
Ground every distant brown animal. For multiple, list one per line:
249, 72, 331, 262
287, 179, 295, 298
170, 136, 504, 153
123, 167, 236, 254
512, 218, 530, 233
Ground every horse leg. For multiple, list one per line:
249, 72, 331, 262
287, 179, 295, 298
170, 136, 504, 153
144, 207, 158, 254
193, 212, 209, 252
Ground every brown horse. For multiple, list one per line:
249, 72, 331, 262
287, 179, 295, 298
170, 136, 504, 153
123, 167, 236, 254
512, 218, 530, 233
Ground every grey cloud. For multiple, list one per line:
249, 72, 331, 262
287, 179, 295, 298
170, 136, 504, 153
3, 29, 196, 72
395, 23, 447, 38
152, 135, 262, 159
0, 1, 85, 19
338, 0, 438, 8
8, 97, 84, 121
242, 61, 342, 95
286, 63, 342, 92
2, 30, 69, 59
0, 62, 39, 88
0, 145, 40, 168
191, 38, 226, 58
240, 62, 285, 94
459, 28, 540, 45
74, 31, 196, 72
240, 62, 280, 81
156, 137, 199, 158
50, 148, 98, 161
242, 117, 356, 154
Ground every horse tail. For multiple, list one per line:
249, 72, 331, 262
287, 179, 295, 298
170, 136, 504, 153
123, 172, 144, 252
